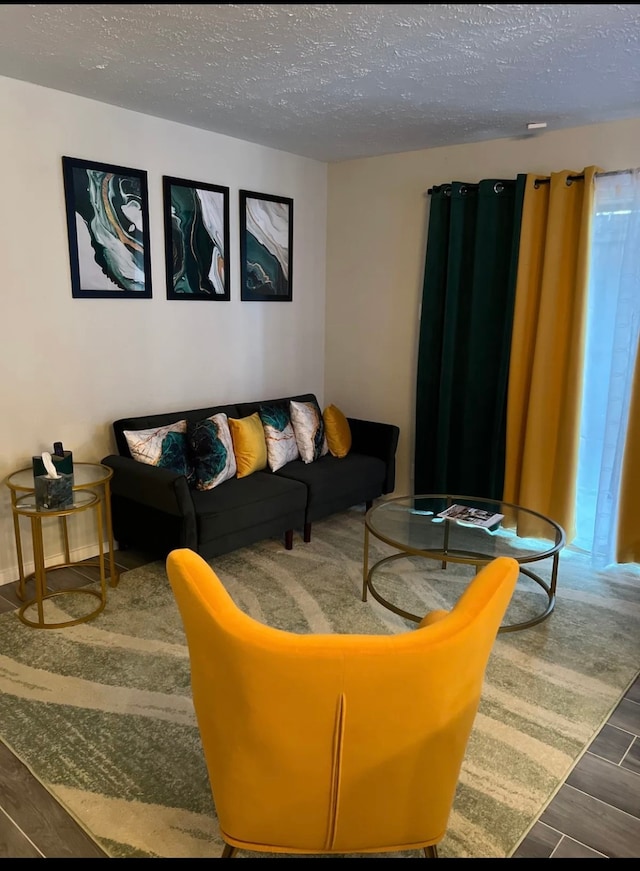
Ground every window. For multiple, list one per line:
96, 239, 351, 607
574, 170, 640, 564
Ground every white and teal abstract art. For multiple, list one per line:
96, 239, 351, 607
163, 176, 230, 300
240, 189, 293, 301
62, 156, 152, 298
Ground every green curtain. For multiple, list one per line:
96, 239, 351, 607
414, 178, 526, 499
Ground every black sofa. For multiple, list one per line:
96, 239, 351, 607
101, 393, 399, 560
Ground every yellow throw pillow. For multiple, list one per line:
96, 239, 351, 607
323, 404, 352, 458
228, 413, 268, 478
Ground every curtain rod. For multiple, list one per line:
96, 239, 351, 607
427, 167, 633, 195
532, 168, 632, 188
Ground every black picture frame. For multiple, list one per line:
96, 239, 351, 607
163, 175, 230, 301
61, 156, 152, 299
239, 189, 293, 301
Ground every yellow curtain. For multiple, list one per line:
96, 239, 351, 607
503, 167, 599, 540
616, 350, 640, 562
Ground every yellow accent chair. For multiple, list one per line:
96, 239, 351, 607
166, 549, 519, 858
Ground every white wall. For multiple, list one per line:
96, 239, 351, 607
2, 71, 639, 587
325, 117, 640, 499
0, 76, 327, 583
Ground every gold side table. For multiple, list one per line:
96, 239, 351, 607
4, 462, 120, 628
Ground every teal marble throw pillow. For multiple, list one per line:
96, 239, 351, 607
189, 413, 237, 490
259, 401, 299, 472
123, 420, 192, 478
290, 399, 329, 463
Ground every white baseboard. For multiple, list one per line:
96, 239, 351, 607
0, 540, 112, 587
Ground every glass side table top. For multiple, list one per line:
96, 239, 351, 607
366, 494, 565, 565
5, 462, 113, 492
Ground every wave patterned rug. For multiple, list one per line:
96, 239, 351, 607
1, 507, 639, 858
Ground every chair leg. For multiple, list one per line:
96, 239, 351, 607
221, 842, 238, 858
423, 845, 439, 858
303, 522, 311, 543
284, 529, 293, 550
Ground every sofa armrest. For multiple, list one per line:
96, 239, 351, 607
346, 418, 400, 494
101, 454, 195, 518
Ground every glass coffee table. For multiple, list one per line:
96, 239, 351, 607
363, 494, 565, 633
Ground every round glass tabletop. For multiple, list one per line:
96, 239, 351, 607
5, 462, 113, 493
366, 494, 565, 565
14, 489, 98, 516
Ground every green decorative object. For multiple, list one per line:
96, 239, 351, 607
33, 473, 73, 510
32, 450, 74, 509
32, 451, 73, 478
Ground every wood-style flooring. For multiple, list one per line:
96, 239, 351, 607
0, 551, 638, 859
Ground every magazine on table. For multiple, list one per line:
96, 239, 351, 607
437, 503, 504, 528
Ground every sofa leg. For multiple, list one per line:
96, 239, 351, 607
303, 522, 311, 543
285, 529, 293, 550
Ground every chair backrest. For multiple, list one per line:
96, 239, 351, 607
166, 548, 519, 856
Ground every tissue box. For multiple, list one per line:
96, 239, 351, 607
32, 451, 73, 478
34, 474, 74, 510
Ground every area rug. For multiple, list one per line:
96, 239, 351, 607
1, 507, 639, 858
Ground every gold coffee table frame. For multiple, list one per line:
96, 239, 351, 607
363, 494, 566, 633
5, 462, 120, 628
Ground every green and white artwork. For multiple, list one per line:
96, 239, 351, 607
163, 176, 230, 300
62, 156, 152, 298
240, 189, 293, 301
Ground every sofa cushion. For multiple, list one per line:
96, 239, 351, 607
290, 399, 328, 464
259, 401, 299, 472
235, 393, 317, 419
323, 404, 352, 458
228, 412, 267, 478
123, 421, 192, 478
191, 472, 306, 543
275, 453, 386, 521
189, 412, 237, 491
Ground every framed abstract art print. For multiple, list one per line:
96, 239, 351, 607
163, 175, 230, 300
61, 156, 152, 298
239, 189, 293, 301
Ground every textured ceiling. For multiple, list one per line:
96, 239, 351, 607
1, 4, 639, 162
